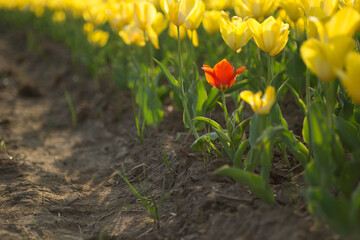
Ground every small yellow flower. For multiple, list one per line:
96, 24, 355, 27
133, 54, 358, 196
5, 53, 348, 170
83, 22, 95, 34
248, 16, 289, 56
300, 36, 354, 83
335, 52, 360, 104
52, 10, 66, 23
119, 23, 146, 47
87, 30, 109, 47
106, 1, 133, 31
202, 10, 229, 34
240, 86, 276, 114
220, 16, 252, 52
152, 12, 169, 35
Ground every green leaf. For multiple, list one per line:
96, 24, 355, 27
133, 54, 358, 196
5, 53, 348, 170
249, 114, 270, 147
286, 82, 307, 116
224, 79, 249, 94
233, 140, 249, 168
135, 85, 163, 125
206, 87, 220, 111
193, 117, 223, 130
304, 188, 354, 235
302, 116, 309, 144
154, 58, 181, 97
231, 118, 250, 147
113, 169, 151, 210
190, 132, 218, 150
215, 166, 275, 204
270, 104, 288, 129
334, 116, 360, 152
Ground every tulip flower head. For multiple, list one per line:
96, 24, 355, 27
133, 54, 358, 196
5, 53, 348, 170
240, 86, 275, 114
220, 16, 252, 52
300, 36, 354, 83
202, 59, 246, 91
335, 52, 360, 104
202, 10, 229, 34
248, 16, 290, 56
163, 0, 199, 26
234, 0, 278, 20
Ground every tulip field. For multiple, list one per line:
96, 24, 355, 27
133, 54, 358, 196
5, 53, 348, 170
0, 0, 360, 239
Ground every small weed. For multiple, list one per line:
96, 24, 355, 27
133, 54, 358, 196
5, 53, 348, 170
0, 138, 7, 151
64, 89, 77, 127
113, 166, 170, 229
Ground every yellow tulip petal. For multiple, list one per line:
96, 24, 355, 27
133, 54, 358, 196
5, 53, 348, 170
258, 86, 275, 114
326, 7, 360, 39
147, 26, 159, 49
338, 52, 360, 104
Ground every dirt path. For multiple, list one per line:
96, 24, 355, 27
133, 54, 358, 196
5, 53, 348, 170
0, 27, 337, 240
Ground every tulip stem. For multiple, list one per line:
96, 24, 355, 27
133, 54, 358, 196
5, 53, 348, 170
325, 81, 336, 129
222, 92, 229, 128
267, 54, 274, 86
177, 26, 183, 92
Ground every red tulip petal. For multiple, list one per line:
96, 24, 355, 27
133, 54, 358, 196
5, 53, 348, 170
213, 59, 234, 86
234, 66, 246, 76
204, 71, 219, 89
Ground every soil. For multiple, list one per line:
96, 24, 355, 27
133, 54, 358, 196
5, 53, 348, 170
0, 25, 338, 240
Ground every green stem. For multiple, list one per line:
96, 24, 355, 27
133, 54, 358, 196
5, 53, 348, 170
177, 26, 183, 93
146, 40, 153, 88
222, 92, 229, 128
306, 67, 312, 160
233, 50, 237, 68
267, 54, 274, 86
325, 81, 336, 129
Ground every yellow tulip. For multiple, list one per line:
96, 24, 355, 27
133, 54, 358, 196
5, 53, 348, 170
83, 22, 95, 33
169, 22, 187, 40
119, 23, 146, 47
83, 1, 107, 26
240, 86, 276, 114
203, 0, 233, 10
300, 0, 338, 17
336, 52, 360, 104
339, 0, 360, 11
202, 10, 229, 34
185, 0, 205, 30
134, 2, 160, 49
152, 12, 169, 35
234, 0, 278, 20
300, 36, 354, 83
220, 16, 252, 52
248, 16, 290, 56
106, 1, 133, 31
280, 0, 304, 22
134, 1, 157, 31
187, 29, 199, 46
87, 30, 109, 47
325, 7, 360, 39
163, 0, 199, 26
52, 10, 66, 23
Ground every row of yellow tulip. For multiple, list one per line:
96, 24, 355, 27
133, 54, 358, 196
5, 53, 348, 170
0, 0, 359, 105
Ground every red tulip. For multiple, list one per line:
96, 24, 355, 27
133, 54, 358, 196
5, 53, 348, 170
202, 59, 246, 91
